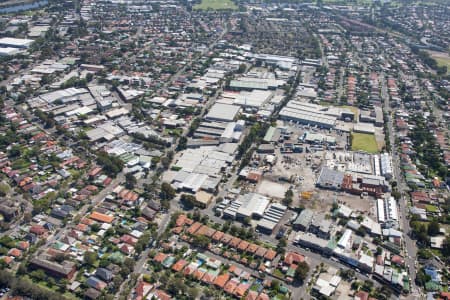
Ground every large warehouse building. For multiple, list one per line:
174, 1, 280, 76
279, 101, 337, 129
205, 103, 241, 122
0, 37, 34, 49
236, 193, 270, 220
279, 101, 355, 129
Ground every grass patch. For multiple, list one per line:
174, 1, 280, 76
434, 57, 450, 75
428, 51, 450, 75
193, 0, 238, 10
425, 205, 439, 213
273, 268, 285, 279
351, 132, 379, 153
164, 128, 183, 137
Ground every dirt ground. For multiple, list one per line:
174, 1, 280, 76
374, 127, 385, 151
298, 189, 374, 216
336, 281, 353, 300
256, 179, 288, 199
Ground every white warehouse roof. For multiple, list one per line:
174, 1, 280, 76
0, 37, 34, 48
236, 193, 270, 219
205, 103, 240, 122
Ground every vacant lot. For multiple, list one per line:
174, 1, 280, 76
351, 132, 379, 153
257, 179, 288, 199
194, 0, 237, 10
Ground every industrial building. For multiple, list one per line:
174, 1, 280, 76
353, 123, 376, 134
359, 107, 383, 127
171, 171, 220, 193
293, 208, 314, 231
302, 132, 336, 145
229, 78, 282, 91
219, 90, 273, 110
0, 37, 34, 48
194, 120, 244, 143
256, 202, 287, 234
0, 47, 21, 56
205, 103, 241, 122
377, 197, 399, 228
309, 214, 332, 239
263, 126, 282, 143
279, 101, 337, 129
294, 232, 333, 256
236, 193, 270, 220
373, 155, 381, 176
337, 229, 353, 249
380, 153, 393, 179
246, 53, 298, 70
316, 167, 345, 190
173, 147, 234, 177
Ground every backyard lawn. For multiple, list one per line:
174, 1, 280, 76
193, 0, 238, 10
351, 132, 379, 153
426, 205, 439, 213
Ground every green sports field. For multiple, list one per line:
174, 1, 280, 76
193, 0, 238, 10
351, 132, 379, 154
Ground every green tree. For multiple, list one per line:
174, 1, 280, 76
176, 136, 187, 151
187, 287, 199, 299
442, 236, 450, 257
427, 220, 440, 236
0, 182, 10, 197
237, 64, 247, 73
276, 237, 287, 254
83, 251, 97, 266
167, 277, 187, 296
192, 235, 210, 248
294, 261, 310, 283
125, 173, 137, 189
180, 194, 197, 209
96, 151, 124, 177
283, 189, 294, 206
160, 182, 176, 200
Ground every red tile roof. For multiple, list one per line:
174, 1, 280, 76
246, 291, 258, 300
192, 268, 205, 280
90, 212, 114, 223
172, 259, 188, 272
17, 241, 29, 250
257, 293, 270, 300
183, 263, 197, 276
247, 243, 259, 253
8, 248, 22, 258
220, 233, 233, 244
255, 247, 267, 257
212, 231, 224, 241
284, 252, 305, 265
153, 252, 168, 263
234, 283, 250, 297
2, 256, 13, 264
213, 273, 230, 288
175, 214, 187, 227
155, 289, 171, 300
187, 222, 202, 235
29, 225, 47, 236
224, 278, 239, 294
201, 272, 216, 284
229, 237, 241, 248
264, 249, 277, 261
238, 240, 249, 251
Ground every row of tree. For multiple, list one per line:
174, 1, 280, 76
96, 151, 124, 177
0, 270, 67, 300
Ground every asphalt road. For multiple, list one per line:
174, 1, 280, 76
381, 73, 420, 299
